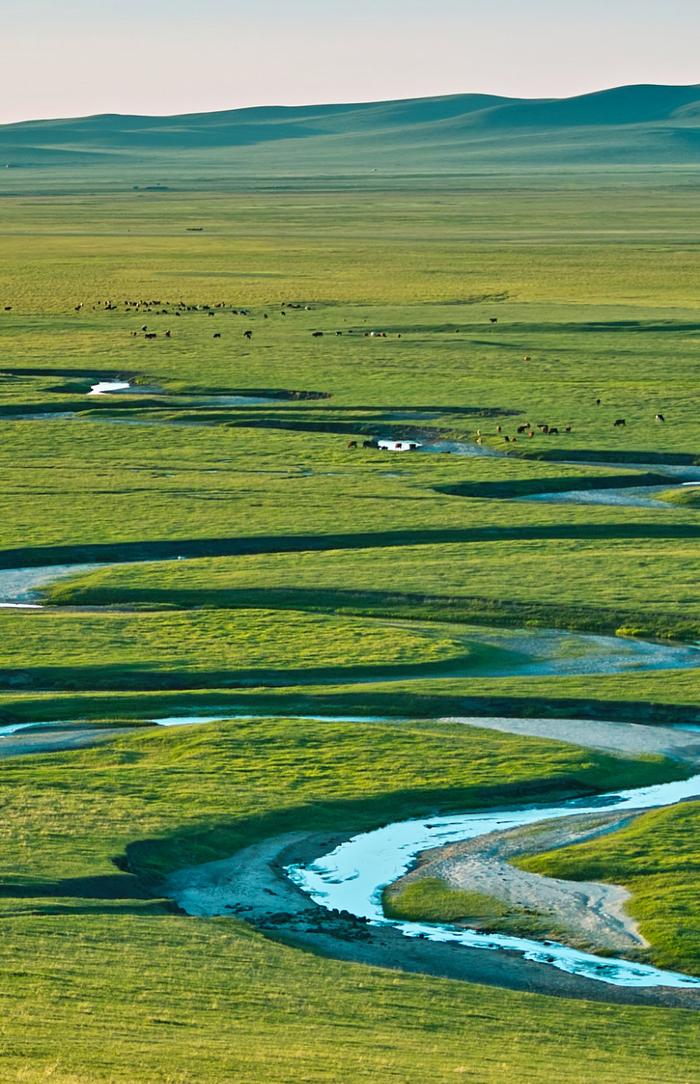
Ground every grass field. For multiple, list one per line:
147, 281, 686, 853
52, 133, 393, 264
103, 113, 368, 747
518, 802, 700, 975
0, 719, 691, 1083
0, 178, 698, 1081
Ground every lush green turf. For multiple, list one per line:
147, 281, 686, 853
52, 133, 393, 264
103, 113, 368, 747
518, 803, 700, 976
0, 180, 698, 1081
44, 533, 700, 642
383, 877, 556, 941
0, 607, 477, 692
0, 719, 692, 1083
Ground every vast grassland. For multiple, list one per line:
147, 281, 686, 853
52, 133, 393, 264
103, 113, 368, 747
0, 180, 698, 1080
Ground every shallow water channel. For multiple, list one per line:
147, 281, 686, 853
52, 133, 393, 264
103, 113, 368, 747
286, 773, 700, 989
2, 694, 699, 989
87, 379, 287, 408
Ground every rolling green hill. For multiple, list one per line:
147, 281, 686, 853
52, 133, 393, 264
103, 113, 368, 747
1, 83, 700, 191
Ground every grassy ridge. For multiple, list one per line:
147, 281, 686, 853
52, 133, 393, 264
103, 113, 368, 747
1, 85, 700, 190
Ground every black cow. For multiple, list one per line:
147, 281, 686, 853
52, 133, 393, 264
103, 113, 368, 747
613, 418, 626, 427
655, 413, 665, 423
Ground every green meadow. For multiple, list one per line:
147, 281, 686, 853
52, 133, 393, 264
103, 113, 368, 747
0, 179, 698, 1080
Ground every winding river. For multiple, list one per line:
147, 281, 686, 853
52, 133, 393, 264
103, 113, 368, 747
286, 774, 700, 990
0, 423, 698, 995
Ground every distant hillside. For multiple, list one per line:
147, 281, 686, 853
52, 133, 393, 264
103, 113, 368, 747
1, 84, 699, 190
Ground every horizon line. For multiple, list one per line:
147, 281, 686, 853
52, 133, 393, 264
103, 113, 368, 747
3, 79, 699, 129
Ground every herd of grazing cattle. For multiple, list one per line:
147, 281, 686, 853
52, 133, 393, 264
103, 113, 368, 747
2, 300, 669, 443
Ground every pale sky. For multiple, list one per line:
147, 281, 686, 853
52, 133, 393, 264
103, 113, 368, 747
1, 0, 698, 124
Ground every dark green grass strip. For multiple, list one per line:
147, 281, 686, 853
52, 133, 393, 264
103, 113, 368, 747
45, 582, 700, 643
3, 522, 699, 570
1, 689, 697, 729
437, 473, 674, 500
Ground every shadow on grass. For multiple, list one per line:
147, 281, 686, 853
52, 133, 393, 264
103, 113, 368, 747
124, 755, 683, 890
2, 522, 700, 571
0, 644, 532, 693
45, 582, 700, 643
436, 473, 674, 500
0, 873, 155, 902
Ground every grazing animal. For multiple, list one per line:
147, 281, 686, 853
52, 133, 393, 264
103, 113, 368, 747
613, 418, 626, 427
489, 317, 498, 324
503, 435, 511, 443
213, 333, 221, 339
537, 424, 549, 433
516, 423, 529, 434
595, 398, 601, 406
528, 430, 534, 438
548, 427, 559, 435
145, 333, 157, 340
347, 441, 358, 449
523, 355, 531, 361
243, 330, 253, 340
312, 331, 324, 338
565, 425, 572, 432
362, 439, 375, 449
496, 424, 502, 433
655, 413, 665, 423
141, 325, 148, 331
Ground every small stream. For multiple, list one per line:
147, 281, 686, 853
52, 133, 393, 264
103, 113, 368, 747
286, 773, 700, 989
0, 563, 698, 679
3, 695, 699, 989
2, 388, 698, 995
10, 380, 699, 508
87, 380, 289, 408
417, 439, 700, 506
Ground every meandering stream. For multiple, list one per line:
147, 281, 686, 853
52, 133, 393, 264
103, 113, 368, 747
0, 438, 698, 995
286, 773, 700, 989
